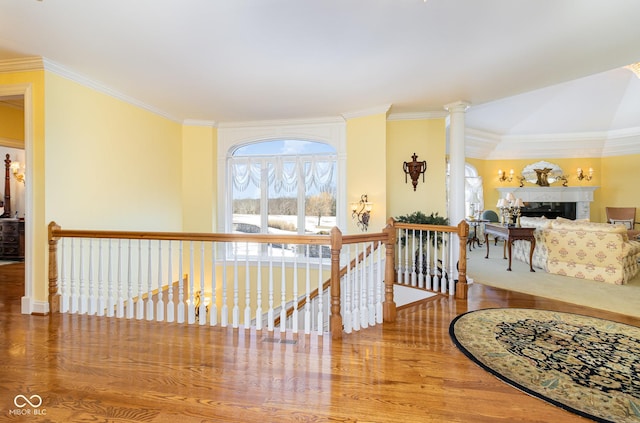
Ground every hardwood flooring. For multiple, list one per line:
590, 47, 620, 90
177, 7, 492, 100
1, 261, 637, 422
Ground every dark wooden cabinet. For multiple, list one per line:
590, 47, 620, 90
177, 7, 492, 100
0, 219, 25, 260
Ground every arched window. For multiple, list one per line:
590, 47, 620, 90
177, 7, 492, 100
228, 140, 337, 237
465, 163, 484, 218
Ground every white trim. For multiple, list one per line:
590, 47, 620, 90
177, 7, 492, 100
0, 83, 34, 315
183, 119, 217, 127
341, 104, 391, 120
387, 111, 448, 121
0, 136, 24, 149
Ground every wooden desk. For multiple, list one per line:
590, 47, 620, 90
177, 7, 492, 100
484, 223, 535, 272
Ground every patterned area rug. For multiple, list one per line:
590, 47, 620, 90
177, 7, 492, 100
449, 308, 640, 423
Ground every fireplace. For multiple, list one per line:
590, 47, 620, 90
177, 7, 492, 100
520, 201, 576, 219
497, 187, 598, 220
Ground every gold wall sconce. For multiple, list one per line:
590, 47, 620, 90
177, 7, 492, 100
403, 153, 427, 191
10, 161, 25, 184
498, 168, 514, 182
576, 167, 593, 181
351, 194, 372, 231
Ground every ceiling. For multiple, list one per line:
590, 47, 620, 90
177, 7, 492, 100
1, 0, 639, 158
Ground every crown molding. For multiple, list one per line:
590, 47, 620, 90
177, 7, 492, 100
183, 119, 218, 127
387, 111, 448, 121
217, 116, 345, 129
41, 58, 182, 123
341, 104, 391, 120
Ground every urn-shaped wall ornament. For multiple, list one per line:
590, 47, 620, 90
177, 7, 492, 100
403, 153, 427, 191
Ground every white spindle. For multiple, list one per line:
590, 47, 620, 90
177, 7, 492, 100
433, 231, 440, 292
136, 240, 144, 320
156, 241, 165, 322
291, 247, 299, 333
449, 233, 455, 296
304, 245, 311, 334
146, 240, 154, 321
60, 238, 68, 313
167, 240, 175, 323
97, 239, 105, 316
403, 229, 410, 284
396, 231, 402, 283
221, 244, 228, 327
360, 243, 368, 330
267, 244, 274, 331
280, 244, 287, 333
70, 239, 77, 314
376, 241, 383, 324
442, 233, 449, 295
188, 242, 196, 324
126, 239, 134, 319
177, 241, 185, 324
418, 232, 424, 288
317, 246, 324, 335
79, 239, 87, 314
210, 242, 218, 326
343, 245, 352, 334
255, 254, 262, 330
425, 231, 433, 290
232, 242, 239, 328
352, 243, 360, 331
368, 242, 375, 326
199, 242, 206, 325
244, 241, 251, 329
411, 229, 417, 286
116, 239, 124, 318
107, 240, 115, 318
88, 239, 97, 315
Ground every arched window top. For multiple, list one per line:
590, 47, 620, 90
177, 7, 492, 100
232, 139, 336, 157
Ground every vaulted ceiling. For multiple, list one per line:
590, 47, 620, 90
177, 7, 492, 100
1, 0, 639, 158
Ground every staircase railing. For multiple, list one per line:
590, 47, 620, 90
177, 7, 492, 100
47, 220, 468, 338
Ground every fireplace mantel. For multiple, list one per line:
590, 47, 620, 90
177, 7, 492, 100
497, 186, 599, 220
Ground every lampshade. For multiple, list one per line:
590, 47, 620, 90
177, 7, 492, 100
506, 193, 515, 202
514, 198, 525, 207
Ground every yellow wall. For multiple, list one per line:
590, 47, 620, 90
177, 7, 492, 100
346, 113, 387, 233
600, 153, 640, 219
182, 125, 217, 232
0, 103, 25, 141
386, 118, 447, 220
44, 72, 183, 231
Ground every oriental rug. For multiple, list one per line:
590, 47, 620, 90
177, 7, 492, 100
449, 308, 640, 423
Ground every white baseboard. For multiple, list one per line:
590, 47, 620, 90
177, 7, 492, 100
21, 297, 50, 315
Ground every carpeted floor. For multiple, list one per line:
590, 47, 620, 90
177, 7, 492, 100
450, 308, 640, 423
465, 244, 640, 318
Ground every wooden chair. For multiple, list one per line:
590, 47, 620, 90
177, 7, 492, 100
605, 207, 640, 239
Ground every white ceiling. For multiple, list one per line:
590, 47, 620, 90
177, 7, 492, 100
1, 0, 639, 158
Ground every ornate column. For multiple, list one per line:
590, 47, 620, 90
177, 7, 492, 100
444, 101, 470, 280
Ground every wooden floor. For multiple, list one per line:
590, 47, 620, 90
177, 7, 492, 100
1, 262, 637, 422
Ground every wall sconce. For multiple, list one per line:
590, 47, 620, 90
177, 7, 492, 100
576, 167, 593, 181
10, 161, 25, 184
351, 194, 372, 231
498, 168, 514, 182
403, 153, 427, 191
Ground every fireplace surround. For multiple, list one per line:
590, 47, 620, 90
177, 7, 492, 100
497, 187, 598, 220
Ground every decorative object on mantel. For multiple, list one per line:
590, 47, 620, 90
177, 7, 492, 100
496, 192, 524, 226
350, 194, 372, 231
402, 153, 427, 191
520, 161, 564, 187
576, 167, 593, 181
497, 169, 514, 183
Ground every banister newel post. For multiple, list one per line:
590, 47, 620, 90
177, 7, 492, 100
383, 219, 397, 323
48, 221, 61, 314
329, 227, 343, 339
455, 220, 469, 299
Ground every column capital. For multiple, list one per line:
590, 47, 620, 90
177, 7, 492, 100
443, 101, 471, 113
